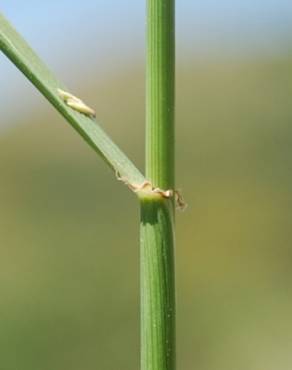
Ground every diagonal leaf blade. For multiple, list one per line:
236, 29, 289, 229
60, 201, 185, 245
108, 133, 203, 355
0, 13, 145, 186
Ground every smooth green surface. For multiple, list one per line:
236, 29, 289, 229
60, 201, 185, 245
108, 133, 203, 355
146, 0, 175, 190
140, 198, 175, 370
142, 1, 176, 370
0, 13, 144, 186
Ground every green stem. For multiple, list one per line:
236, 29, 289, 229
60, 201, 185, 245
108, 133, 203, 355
146, 0, 175, 190
140, 197, 175, 370
141, 0, 175, 369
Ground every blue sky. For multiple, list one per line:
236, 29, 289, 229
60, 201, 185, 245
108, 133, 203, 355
2, 1, 292, 57
1, 0, 292, 127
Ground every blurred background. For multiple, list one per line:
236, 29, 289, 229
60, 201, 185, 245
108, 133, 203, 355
1, 1, 292, 369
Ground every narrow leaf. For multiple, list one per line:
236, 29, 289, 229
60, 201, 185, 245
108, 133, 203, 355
0, 13, 145, 186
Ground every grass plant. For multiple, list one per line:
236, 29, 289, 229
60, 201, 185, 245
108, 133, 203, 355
0, 2, 176, 368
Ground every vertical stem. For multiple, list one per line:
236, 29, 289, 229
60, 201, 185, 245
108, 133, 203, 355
140, 1, 175, 370
146, 0, 175, 190
140, 197, 175, 370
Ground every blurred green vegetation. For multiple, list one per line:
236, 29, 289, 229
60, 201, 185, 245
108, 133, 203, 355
1, 56, 292, 370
